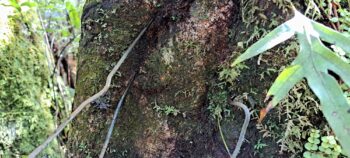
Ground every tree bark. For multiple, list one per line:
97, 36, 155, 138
70, 0, 291, 157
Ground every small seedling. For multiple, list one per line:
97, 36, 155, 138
153, 100, 180, 116
303, 129, 342, 158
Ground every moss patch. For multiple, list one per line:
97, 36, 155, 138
69, 1, 153, 156
0, 32, 60, 157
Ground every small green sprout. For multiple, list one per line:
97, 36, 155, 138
303, 129, 342, 158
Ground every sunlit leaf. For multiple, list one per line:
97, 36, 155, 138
65, 1, 80, 29
231, 20, 295, 66
9, 0, 21, 11
267, 65, 304, 106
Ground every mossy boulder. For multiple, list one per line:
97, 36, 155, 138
0, 6, 61, 157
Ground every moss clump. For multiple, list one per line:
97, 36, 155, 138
0, 24, 61, 157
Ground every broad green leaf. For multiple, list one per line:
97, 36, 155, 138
9, 0, 21, 11
267, 65, 304, 106
231, 21, 295, 66
306, 72, 350, 154
312, 21, 350, 55
313, 39, 350, 87
65, 1, 80, 29
232, 9, 350, 156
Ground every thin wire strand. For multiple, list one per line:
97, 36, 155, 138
99, 72, 136, 158
28, 19, 153, 158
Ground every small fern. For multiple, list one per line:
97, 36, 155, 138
232, 9, 350, 156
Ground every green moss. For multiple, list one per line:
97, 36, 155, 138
207, 85, 232, 120
145, 39, 207, 110
69, 2, 154, 156
75, 53, 109, 99
0, 36, 61, 157
0, 6, 62, 156
75, 3, 150, 101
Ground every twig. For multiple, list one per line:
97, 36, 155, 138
218, 117, 230, 154
54, 34, 76, 76
99, 72, 136, 158
319, 1, 338, 30
332, 2, 340, 30
37, 9, 62, 125
28, 19, 153, 158
37, 10, 55, 72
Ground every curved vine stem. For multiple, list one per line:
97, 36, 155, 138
28, 20, 153, 158
227, 98, 251, 158
99, 72, 136, 158
218, 117, 230, 154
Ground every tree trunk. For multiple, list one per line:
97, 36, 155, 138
70, 0, 292, 157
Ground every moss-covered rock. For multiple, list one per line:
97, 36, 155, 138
0, 6, 61, 157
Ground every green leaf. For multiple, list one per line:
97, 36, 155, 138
231, 20, 295, 66
330, 17, 339, 23
321, 136, 328, 142
325, 148, 332, 154
321, 142, 330, 148
314, 133, 320, 138
305, 142, 313, 150
307, 72, 350, 151
65, 1, 81, 29
327, 136, 336, 145
303, 151, 312, 158
334, 145, 342, 152
319, 146, 325, 151
311, 144, 318, 151
314, 139, 320, 145
308, 137, 315, 143
267, 65, 304, 107
9, 0, 21, 11
313, 40, 350, 87
312, 21, 350, 55
232, 9, 350, 156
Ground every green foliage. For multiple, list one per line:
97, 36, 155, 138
0, 0, 80, 156
253, 138, 269, 156
219, 63, 248, 85
304, 129, 320, 152
240, 0, 290, 30
305, 0, 350, 36
232, 9, 350, 155
271, 82, 320, 155
303, 129, 342, 158
34, 0, 83, 51
335, 8, 350, 34
254, 139, 268, 153
153, 101, 180, 116
207, 87, 232, 120
0, 36, 60, 156
3, 0, 37, 12
65, 1, 81, 29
